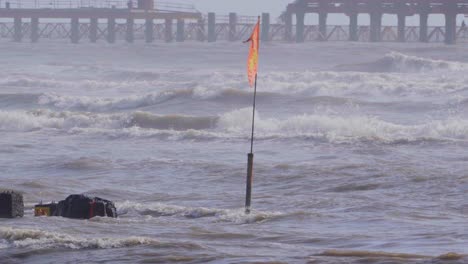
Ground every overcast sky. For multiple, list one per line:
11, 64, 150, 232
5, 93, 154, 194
192, 0, 464, 26
193, 0, 292, 17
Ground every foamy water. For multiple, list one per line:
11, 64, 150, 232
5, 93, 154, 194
0, 41, 467, 263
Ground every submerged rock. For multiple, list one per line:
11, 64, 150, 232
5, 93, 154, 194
0, 189, 24, 218
35, 194, 117, 219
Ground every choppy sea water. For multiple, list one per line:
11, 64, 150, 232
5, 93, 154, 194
0, 41, 467, 264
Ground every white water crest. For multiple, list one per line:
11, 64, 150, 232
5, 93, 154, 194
117, 201, 284, 224
0, 227, 190, 250
335, 52, 468, 73
1, 108, 468, 143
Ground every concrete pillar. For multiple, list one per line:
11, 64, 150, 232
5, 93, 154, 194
126, 18, 134, 43
107, 17, 116, 43
346, 0, 359, 41
165, 19, 173, 42
197, 18, 205, 41
176, 19, 185, 42
31, 17, 39, 43
445, 13, 456, 45
444, 2, 457, 45
285, 12, 293, 41
229, 12, 237, 42
145, 18, 154, 43
207, 12, 216, 42
397, 14, 406, 42
90, 18, 98, 43
369, 12, 382, 42
261, 13, 270, 42
318, 12, 328, 41
419, 13, 428, 42
70, 17, 79, 44
369, 0, 382, 42
296, 12, 305, 43
13, 17, 22, 42
349, 13, 358, 41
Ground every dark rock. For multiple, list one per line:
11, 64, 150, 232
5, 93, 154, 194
35, 194, 117, 219
0, 189, 24, 218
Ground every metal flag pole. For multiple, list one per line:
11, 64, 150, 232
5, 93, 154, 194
245, 73, 258, 214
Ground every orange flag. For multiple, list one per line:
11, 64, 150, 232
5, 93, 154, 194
245, 18, 260, 88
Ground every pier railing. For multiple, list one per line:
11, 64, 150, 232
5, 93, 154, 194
0, 0, 198, 12
1, 20, 468, 43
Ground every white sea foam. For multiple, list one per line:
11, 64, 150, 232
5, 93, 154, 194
336, 52, 468, 73
30, 74, 466, 113
1, 108, 468, 143
380, 52, 467, 72
0, 227, 160, 250
38, 90, 194, 111
117, 201, 284, 224
217, 108, 468, 143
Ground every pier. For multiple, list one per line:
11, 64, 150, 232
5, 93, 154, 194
0, 0, 467, 44
286, 0, 468, 44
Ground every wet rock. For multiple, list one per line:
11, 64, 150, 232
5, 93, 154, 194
35, 194, 117, 219
0, 189, 24, 218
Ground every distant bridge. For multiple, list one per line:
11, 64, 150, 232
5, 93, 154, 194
0, 0, 467, 44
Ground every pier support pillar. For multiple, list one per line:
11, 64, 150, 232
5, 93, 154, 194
397, 14, 406, 42
444, 1, 457, 45
369, 0, 382, 42
145, 18, 154, 43
70, 17, 79, 44
349, 13, 358, 41
31, 17, 39, 43
296, 12, 305, 43
13, 17, 22, 42
208, 12, 216, 42
284, 12, 293, 41
165, 19, 173, 42
369, 12, 382, 42
196, 18, 205, 41
419, 13, 428, 42
176, 19, 185, 42
90, 18, 98, 43
229, 12, 237, 42
445, 13, 456, 45
347, 0, 358, 42
318, 12, 327, 41
126, 18, 134, 43
261, 13, 270, 42
444, 2, 457, 45
107, 17, 116, 43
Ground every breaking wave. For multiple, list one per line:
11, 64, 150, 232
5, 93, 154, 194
0, 110, 217, 132
38, 88, 273, 112
0, 227, 200, 250
217, 108, 468, 143
1, 108, 468, 143
38, 90, 194, 111
117, 201, 284, 224
336, 52, 467, 73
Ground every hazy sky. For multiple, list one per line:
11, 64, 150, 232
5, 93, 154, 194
192, 0, 464, 26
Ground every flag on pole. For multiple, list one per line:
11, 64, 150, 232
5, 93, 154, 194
245, 18, 260, 88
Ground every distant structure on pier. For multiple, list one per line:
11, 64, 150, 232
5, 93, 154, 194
0, 0, 467, 44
